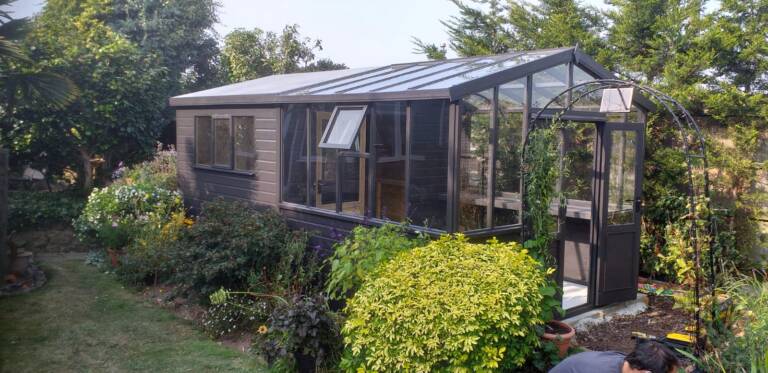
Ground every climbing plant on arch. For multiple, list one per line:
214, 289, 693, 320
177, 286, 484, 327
520, 79, 717, 352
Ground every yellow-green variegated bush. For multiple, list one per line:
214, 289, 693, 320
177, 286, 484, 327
341, 234, 555, 372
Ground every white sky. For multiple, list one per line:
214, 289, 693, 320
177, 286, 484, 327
7, 0, 714, 68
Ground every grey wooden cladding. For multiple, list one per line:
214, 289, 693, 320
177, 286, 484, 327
176, 108, 279, 210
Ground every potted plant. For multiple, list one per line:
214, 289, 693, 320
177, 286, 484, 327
98, 221, 132, 267
542, 319, 576, 358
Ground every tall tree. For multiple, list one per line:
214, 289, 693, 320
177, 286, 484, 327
221, 25, 346, 83
18, 0, 168, 189
415, 0, 606, 61
106, 0, 222, 92
0, 0, 78, 118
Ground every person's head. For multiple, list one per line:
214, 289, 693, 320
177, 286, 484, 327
622, 341, 680, 373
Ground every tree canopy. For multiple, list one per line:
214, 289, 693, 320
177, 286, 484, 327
221, 24, 346, 83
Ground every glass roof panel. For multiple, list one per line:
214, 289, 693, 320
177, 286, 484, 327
418, 52, 553, 90
286, 67, 397, 95
375, 58, 498, 92
310, 64, 435, 94
344, 62, 466, 93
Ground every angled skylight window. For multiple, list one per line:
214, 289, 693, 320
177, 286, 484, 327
319, 105, 367, 149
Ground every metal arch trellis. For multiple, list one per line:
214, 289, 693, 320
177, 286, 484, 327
520, 78, 716, 354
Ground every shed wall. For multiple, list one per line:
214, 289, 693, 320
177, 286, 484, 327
176, 108, 280, 210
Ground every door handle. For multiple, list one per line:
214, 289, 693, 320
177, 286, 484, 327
634, 199, 642, 212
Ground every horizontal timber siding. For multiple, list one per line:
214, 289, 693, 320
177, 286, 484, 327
176, 108, 280, 210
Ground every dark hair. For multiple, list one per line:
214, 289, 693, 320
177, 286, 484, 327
625, 341, 680, 373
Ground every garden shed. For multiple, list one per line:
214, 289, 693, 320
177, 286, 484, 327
170, 46, 653, 316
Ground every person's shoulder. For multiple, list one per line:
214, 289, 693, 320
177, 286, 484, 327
549, 350, 626, 373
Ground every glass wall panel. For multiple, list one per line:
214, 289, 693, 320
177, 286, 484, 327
409, 100, 449, 229
562, 124, 596, 202
195, 116, 213, 165
310, 104, 336, 210
340, 156, 368, 215
234, 116, 255, 171
213, 117, 232, 167
532, 64, 568, 108
607, 130, 637, 225
282, 105, 308, 204
374, 102, 407, 221
458, 89, 492, 230
572, 66, 601, 111
494, 79, 525, 226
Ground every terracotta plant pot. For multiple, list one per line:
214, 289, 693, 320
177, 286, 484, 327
107, 248, 123, 268
542, 320, 576, 358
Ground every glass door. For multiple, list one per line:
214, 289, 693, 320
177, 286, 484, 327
595, 123, 644, 306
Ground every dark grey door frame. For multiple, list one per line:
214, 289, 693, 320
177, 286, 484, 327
594, 121, 645, 306
560, 119, 645, 317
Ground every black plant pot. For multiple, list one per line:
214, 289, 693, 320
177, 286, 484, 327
294, 352, 316, 373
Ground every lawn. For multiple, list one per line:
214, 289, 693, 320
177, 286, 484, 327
0, 254, 266, 372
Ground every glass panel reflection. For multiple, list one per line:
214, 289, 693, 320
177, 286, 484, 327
213, 117, 232, 167
494, 79, 525, 226
409, 100, 450, 229
195, 116, 213, 165
607, 130, 637, 225
532, 64, 568, 108
458, 89, 492, 230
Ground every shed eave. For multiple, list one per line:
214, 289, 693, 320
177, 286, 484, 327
169, 88, 452, 108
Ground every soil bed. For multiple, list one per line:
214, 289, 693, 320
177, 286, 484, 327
576, 296, 689, 354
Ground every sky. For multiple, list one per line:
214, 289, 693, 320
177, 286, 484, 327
5, 0, 658, 68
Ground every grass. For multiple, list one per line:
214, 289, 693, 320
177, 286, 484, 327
0, 255, 267, 372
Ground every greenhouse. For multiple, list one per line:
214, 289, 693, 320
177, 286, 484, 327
170, 46, 653, 316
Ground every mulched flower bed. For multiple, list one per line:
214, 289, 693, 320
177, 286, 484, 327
576, 296, 690, 354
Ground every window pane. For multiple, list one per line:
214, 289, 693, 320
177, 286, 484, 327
310, 104, 336, 210
494, 79, 525, 226
282, 105, 308, 204
195, 116, 213, 165
608, 130, 637, 225
532, 64, 568, 108
214, 118, 232, 167
562, 124, 596, 202
340, 155, 368, 216
374, 102, 407, 221
409, 100, 449, 229
572, 66, 601, 111
234, 116, 255, 171
458, 90, 492, 231
320, 107, 366, 149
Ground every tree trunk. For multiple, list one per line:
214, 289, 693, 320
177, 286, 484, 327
0, 148, 8, 278
79, 148, 93, 190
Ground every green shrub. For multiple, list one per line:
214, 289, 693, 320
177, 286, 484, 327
258, 294, 342, 371
113, 144, 177, 190
8, 190, 86, 232
116, 211, 190, 286
73, 183, 183, 246
341, 234, 555, 372
325, 223, 429, 300
170, 199, 314, 299
695, 273, 768, 372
